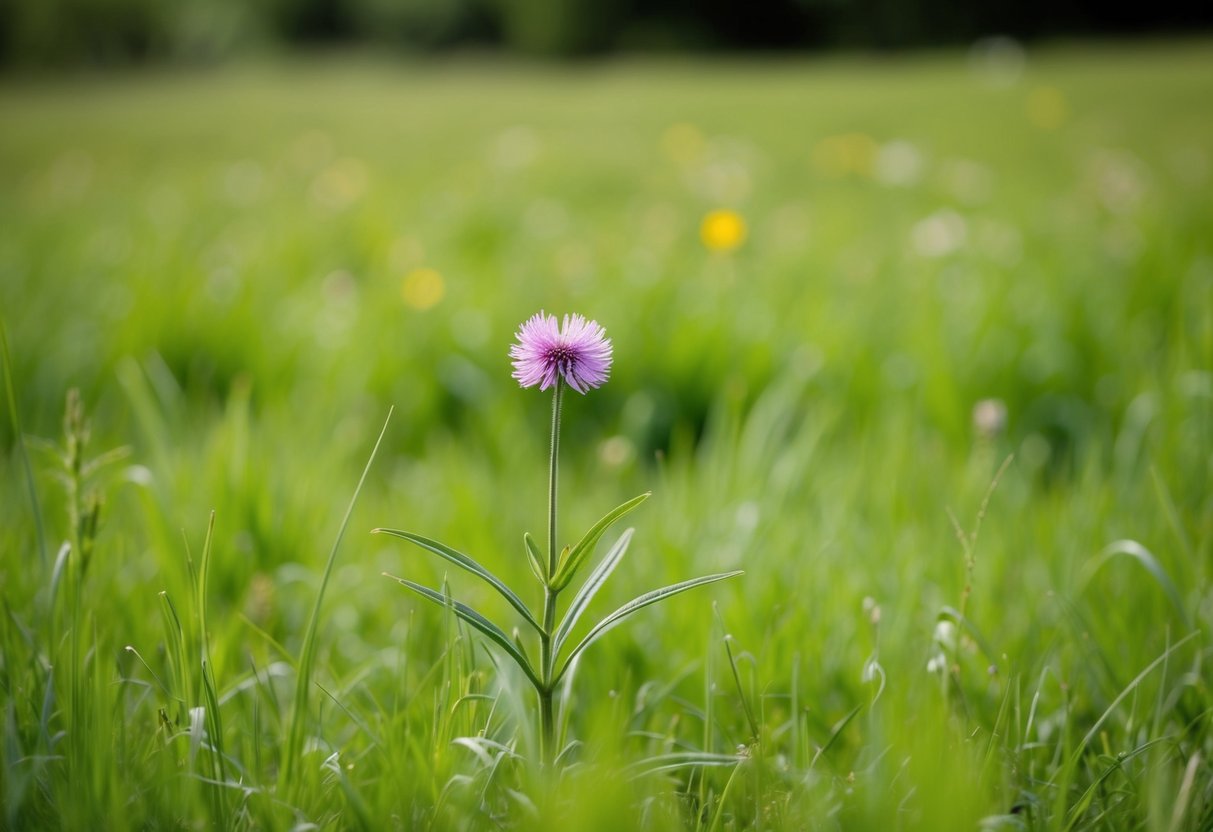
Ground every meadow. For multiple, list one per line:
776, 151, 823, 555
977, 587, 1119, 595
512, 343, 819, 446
1, 39, 1211, 830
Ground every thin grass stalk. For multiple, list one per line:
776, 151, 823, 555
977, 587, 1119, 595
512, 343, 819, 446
283, 408, 393, 788
0, 320, 46, 567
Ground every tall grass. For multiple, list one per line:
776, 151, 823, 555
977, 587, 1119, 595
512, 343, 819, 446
1, 40, 1211, 829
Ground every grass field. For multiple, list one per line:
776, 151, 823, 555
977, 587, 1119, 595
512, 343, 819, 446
1, 40, 1211, 830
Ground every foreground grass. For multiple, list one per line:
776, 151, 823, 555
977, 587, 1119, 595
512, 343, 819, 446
1, 41, 1211, 829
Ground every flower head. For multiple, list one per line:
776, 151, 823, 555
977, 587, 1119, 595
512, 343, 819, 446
700, 209, 748, 253
510, 311, 612, 394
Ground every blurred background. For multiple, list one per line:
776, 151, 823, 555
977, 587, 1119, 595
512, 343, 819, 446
1, 1, 1212, 827
1, 0, 1210, 626
1, 0, 1211, 66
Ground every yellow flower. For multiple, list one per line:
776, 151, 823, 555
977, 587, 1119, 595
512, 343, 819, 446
661, 123, 706, 165
401, 267, 445, 310
700, 209, 747, 253
811, 133, 878, 178
1027, 86, 1068, 130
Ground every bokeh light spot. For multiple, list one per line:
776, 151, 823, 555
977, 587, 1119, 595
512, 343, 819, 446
812, 133, 878, 178
402, 267, 446, 310
662, 123, 706, 164
1027, 86, 1068, 130
700, 209, 747, 253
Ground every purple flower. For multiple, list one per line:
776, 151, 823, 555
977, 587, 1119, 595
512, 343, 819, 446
510, 311, 612, 394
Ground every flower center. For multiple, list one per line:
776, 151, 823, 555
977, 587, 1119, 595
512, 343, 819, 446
546, 345, 575, 370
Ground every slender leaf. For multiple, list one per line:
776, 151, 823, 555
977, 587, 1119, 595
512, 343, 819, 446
124, 646, 171, 697
524, 533, 546, 585
554, 739, 583, 768
196, 512, 229, 809
373, 529, 542, 633
158, 591, 190, 724
200, 660, 228, 792
707, 754, 748, 832
1, 319, 46, 566
552, 528, 634, 658
512, 628, 532, 667
284, 407, 392, 785
47, 542, 71, 618
1070, 630, 1198, 765
1082, 539, 1191, 629
811, 704, 862, 768
1063, 737, 1173, 832
384, 574, 542, 690
551, 492, 650, 591
451, 736, 498, 768
722, 632, 758, 740
554, 571, 742, 684
625, 751, 743, 778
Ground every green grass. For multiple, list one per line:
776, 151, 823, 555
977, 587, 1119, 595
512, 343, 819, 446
1, 39, 1212, 830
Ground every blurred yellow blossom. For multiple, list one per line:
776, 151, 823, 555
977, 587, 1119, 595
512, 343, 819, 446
700, 209, 747, 253
1027, 86, 1068, 130
662, 123, 706, 164
309, 157, 368, 212
812, 133, 878, 178
402, 267, 446, 310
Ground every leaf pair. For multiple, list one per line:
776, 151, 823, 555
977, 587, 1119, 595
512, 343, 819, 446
552, 557, 741, 685
374, 492, 741, 694
372, 529, 542, 634
380, 575, 544, 690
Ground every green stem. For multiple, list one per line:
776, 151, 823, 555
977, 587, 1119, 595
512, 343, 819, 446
539, 676, 555, 768
538, 380, 564, 768
539, 584, 557, 767
547, 380, 563, 578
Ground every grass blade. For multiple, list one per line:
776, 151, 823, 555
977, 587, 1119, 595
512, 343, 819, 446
194, 512, 229, 816
1070, 631, 1198, 768
284, 407, 393, 785
1063, 736, 1173, 831
47, 542, 71, 622
372, 528, 542, 633
158, 590, 192, 725
811, 704, 862, 769
706, 755, 747, 832
626, 751, 743, 778
383, 574, 542, 690
554, 571, 742, 684
551, 492, 649, 590
1082, 539, 1191, 629
1169, 750, 1202, 832
0, 319, 46, 567
552, 528, 634, 658
722, 631, 758, 741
